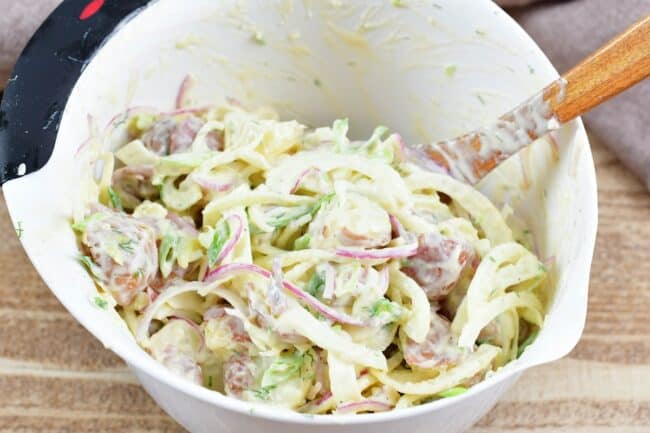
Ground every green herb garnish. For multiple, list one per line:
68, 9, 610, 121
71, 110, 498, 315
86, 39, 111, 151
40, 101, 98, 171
118, 238, 135, 253
251, 31, 266, 45
310, 193, 335, 215
332, 118, 349, 152
305, 271, 325, 298
14, 221, 23, 239
251, 385, 276, 400
261, 352, 304, 389
366, 298, 405, 321
72, 212, 106, 232
267, 194, 334, 229
444, 64, 457, 78
517, 329, 539, 358
293, 234, 311, 250
93, 296, 109, 310
208, 220, 231, 267
267, 207, 312, 229
438, 386, 468, 398
365, 125, 389, 153
78, 255, 102, 280
158, 234, 178, 273
107, 187, 123, 211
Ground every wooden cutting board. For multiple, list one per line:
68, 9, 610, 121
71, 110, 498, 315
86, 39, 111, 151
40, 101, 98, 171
0, 135, 648, 433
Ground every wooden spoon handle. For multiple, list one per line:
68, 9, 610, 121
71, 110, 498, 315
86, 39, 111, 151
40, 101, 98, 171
550, 14, 650, 123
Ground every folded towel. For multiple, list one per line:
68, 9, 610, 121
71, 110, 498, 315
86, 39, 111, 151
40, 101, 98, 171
1, 0, 649, 188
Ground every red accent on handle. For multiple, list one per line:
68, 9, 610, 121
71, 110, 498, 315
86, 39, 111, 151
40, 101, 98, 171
80, 0, 105, 20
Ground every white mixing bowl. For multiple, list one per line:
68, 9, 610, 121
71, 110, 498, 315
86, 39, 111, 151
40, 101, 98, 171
2, 0, 597, 432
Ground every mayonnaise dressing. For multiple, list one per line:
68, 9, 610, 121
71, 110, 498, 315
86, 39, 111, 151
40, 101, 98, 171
411, 78, 567, 184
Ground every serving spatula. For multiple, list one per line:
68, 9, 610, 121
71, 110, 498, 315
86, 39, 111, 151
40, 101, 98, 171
408, 14, 650, 184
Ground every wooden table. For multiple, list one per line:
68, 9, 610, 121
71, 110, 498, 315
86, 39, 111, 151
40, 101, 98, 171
0, 135, 648, 433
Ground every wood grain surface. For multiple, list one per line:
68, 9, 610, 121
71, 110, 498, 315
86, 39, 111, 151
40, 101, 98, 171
0, 134, 648, 433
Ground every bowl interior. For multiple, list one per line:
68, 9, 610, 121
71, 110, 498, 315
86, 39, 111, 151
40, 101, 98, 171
3, 0, 597, 423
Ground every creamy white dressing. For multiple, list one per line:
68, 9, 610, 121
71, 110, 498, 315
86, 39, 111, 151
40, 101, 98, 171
411, 78, 568, 184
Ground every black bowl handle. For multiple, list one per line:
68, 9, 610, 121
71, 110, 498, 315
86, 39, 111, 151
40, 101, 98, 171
0, 0, 151, 185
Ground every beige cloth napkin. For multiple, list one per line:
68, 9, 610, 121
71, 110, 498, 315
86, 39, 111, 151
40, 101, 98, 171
1, 0, 649, 188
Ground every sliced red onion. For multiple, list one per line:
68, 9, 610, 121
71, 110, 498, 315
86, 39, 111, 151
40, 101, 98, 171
336, 399, 393, 414
389, 214, 406, 239
289, 167, 321, 194
335, 242, 418, 260
212, 214, 245, 266
103, 106, 158, 139
322, 263, 336, 300
298, 390, 333, 414
175, 74, 194, 109
190, 173, 234, 193
75, 115, 98, 156
271, 277, 364, 326
388, 214, 418, 245
312, 391, 333, 407
542, 255, 556, 269
204, 263, 364, 326
147, 286, 160, 299
166, 212, 199, 236
268, 258, 288, 315
167, 105, 214, 116
135, 288, 158, 314
168, 315, 205, 352
76, 137, 92, 157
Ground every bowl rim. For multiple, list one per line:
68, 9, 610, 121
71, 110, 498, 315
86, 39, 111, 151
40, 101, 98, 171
2, 0, 599, 425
